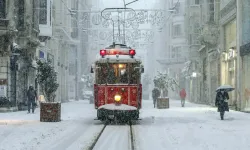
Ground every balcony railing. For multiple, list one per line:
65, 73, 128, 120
157, 57, 188, 65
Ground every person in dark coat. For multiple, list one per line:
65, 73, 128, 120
152, 88, 160, 108
27, 86, 37, 114
215, 89, 229, 112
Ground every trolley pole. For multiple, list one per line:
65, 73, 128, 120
123, 0, 139, 44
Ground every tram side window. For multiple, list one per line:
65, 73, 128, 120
107, 64, 116, 84
96, 63, 140, 84
129, 63, 140, 84
96, 64, 107, 84
96, 63, 117, 84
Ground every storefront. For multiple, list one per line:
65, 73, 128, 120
0, 57, 9, 98
221, 18, 237, 106
240, 42, 250, 111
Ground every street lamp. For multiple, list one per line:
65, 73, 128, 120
192, 72, 197, 78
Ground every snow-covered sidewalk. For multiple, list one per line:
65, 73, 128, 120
0, 100, 104, 150
135, 99, 250, 150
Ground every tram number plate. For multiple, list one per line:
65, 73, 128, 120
108, 115, 114, 118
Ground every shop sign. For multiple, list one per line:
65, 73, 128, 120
39, 50, 45, 58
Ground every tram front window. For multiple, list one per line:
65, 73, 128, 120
96, 63, 140, 84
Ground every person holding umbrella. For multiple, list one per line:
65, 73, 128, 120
215, 85, 234, 120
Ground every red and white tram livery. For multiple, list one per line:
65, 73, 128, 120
91, 44, 144, 121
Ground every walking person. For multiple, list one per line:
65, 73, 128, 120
152, 88, 160, 108
179, 88, 186, 107
215, 89, 229, 120
27, 85, 37, 114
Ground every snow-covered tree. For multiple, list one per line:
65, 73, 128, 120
142, 74, 151, 99
153, 71, 179, 97
181, 61, 192, 78
36, 59, 59, 102
198, 22, 219, 47
142, 74, 151, 86
81, 74, 94, 89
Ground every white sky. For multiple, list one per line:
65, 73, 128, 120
90, 0, 167, 10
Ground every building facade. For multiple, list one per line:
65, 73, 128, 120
184, 0, 203, 103
156, 0, 188, 99
37, 0, 79, 102
219, 0, 237, 108
237, 0, 250, 111
184, 0, 221, 105
0, 0, 40, 108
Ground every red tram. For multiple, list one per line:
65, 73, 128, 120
90, 44, 144, 122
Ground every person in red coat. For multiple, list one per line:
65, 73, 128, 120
179, 88, 186, 107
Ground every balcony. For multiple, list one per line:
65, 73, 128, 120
39, 0, 52, 38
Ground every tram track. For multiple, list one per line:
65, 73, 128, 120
88, 122, 136, 150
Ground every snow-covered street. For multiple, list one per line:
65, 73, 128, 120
1, 99, 250, 150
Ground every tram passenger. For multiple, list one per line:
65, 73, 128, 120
120, 69, 128, 83
107, 65, 116, 84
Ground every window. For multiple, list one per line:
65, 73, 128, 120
96, 63, 140, 84
173, 2, 180, 15
71, 1, 78, 38
195, 0, 200, 5
171, 47, 182, 58
173, 24, 182, 37
39, 0, 47, 24
0, 0, 5, 19
17, 0, 25, 28
33, 0, 39, 29
69, 63, 75, 75
208, 0, 215, 22
190, 33, 200, 45
193, 23, 200, 33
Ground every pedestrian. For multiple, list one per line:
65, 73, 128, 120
152, 87, 160, 108
215, 89, 229, 120
179, 88, 186, 107
27, 85, 37, 114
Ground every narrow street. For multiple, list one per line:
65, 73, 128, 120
1, 99, 250, 150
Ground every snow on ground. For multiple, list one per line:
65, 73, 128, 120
93, 125, 131, 150
135, 99, 250, 150
0, 100, 104, 150
1, 99, 250, 150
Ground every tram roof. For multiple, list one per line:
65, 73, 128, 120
95, 43, 142, 63
95, 55, 142, 63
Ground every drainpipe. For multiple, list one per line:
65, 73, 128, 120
236, 0, 242, 111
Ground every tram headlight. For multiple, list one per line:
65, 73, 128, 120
114, 95, 121, 102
